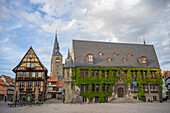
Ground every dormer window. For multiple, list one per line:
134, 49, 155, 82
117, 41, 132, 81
113, 53, 117, 56
88, 55, 93, 62
128, 53, 132, 57
108, 57, 112, 61
138, 56, 146, 64
99, 52, 103, 56
123, 58, 126, 62
87, 54, 94, 64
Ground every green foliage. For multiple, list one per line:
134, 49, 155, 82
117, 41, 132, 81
71, 67, 162, 102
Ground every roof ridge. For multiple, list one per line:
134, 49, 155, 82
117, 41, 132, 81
73, 39, 153, 46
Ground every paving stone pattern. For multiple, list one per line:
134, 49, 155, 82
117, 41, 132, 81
0, 101, 170, 113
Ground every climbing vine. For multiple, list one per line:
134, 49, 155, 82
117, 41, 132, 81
71, 67, 162, 102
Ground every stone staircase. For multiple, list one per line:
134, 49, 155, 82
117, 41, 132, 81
109, 98, 143, 103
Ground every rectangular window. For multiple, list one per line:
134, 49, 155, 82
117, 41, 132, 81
102, 84, 106, 91
80, 69, 88, 76
19, 72, 23, 77
107, 85, 110, 91
135, 71, 137, 77
154, 85, 158, 91
88, 55, 93, 62
32, 72, 36, 77
96, 84, 100, 91
113, 70, 117, 77
153, 96, 157, 101
85, 84, 88, 91
53, 87, 57, 90
150, 84, 153, 91
145, 71, 147, 77
38, 72, 42, 77
51, 82, 57, 85
142, 58, 146, 64
92, 84, 95, 91
124, 71, 127, 77
141, 71, 143, 77
35, 81, 40, 88
95, 96, 99, 102
19, 81, 25, 88
25, 72, 30, 77
92, 70, 99, 77
27, 81, 32, 88
80, 84, 84, 92
31, 63, 34, 67
153, 71, 156, 77
106, 70, 109, 76
26, 62, 30, 67
102, 71, 105, 76
83, 97, 87, 102
143, 84, 148, 91
130, 71, 133, 77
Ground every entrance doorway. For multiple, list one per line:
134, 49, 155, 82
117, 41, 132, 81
52, 93, 56, 98
118, 87, 124, 98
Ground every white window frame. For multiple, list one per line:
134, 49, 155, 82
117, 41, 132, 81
38, 72, 42, 77
19, 81, 25, 88
26, 62, 30, 67
32, 72, 36, 77
25, 72, 30, 77
88, 55, 93, 62
31, 63, 35, 67
35, 81, 40, 88
27, 81, 32, 88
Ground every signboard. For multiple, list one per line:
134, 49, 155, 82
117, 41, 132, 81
133, 78, 137, 89
133, 83, 137, 89
133, 78, 136, 82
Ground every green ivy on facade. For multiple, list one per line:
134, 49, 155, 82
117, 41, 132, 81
71, 67, 162, 102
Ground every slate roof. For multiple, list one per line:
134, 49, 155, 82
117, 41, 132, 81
73, 40, 160, 68
64, 57, 74, 68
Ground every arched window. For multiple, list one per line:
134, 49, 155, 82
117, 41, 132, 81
56, 58, 60, 66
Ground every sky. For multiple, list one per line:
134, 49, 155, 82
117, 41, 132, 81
0, 0, 169, 78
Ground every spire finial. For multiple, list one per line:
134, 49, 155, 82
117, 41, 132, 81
52, 29, 60, 56
143, 37, 146, 45
67, 48, 70, 59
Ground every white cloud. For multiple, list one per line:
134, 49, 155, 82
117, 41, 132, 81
0, 0, 170, 77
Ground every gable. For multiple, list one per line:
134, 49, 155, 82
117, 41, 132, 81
13, 47, 47, 72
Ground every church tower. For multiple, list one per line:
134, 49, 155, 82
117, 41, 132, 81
50, 30, 63, 77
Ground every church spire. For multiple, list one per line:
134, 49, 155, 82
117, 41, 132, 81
52, 30, 62, 56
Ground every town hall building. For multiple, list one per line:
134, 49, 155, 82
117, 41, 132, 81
63, 40, 162, 103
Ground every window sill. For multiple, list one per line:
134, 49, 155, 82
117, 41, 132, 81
80, 76, 88, 78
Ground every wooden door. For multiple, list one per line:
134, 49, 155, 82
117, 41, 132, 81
118, 88, 124, 98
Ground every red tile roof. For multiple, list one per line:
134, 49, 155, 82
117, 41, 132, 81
0, 75, 15, 86
48, 76, 57, 82
57, 81, 62, 87
0, 79, 8, 87
162, 71, 170, 79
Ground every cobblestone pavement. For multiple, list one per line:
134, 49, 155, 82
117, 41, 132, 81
44, 98, 63, 104
0, 101, 170, 113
